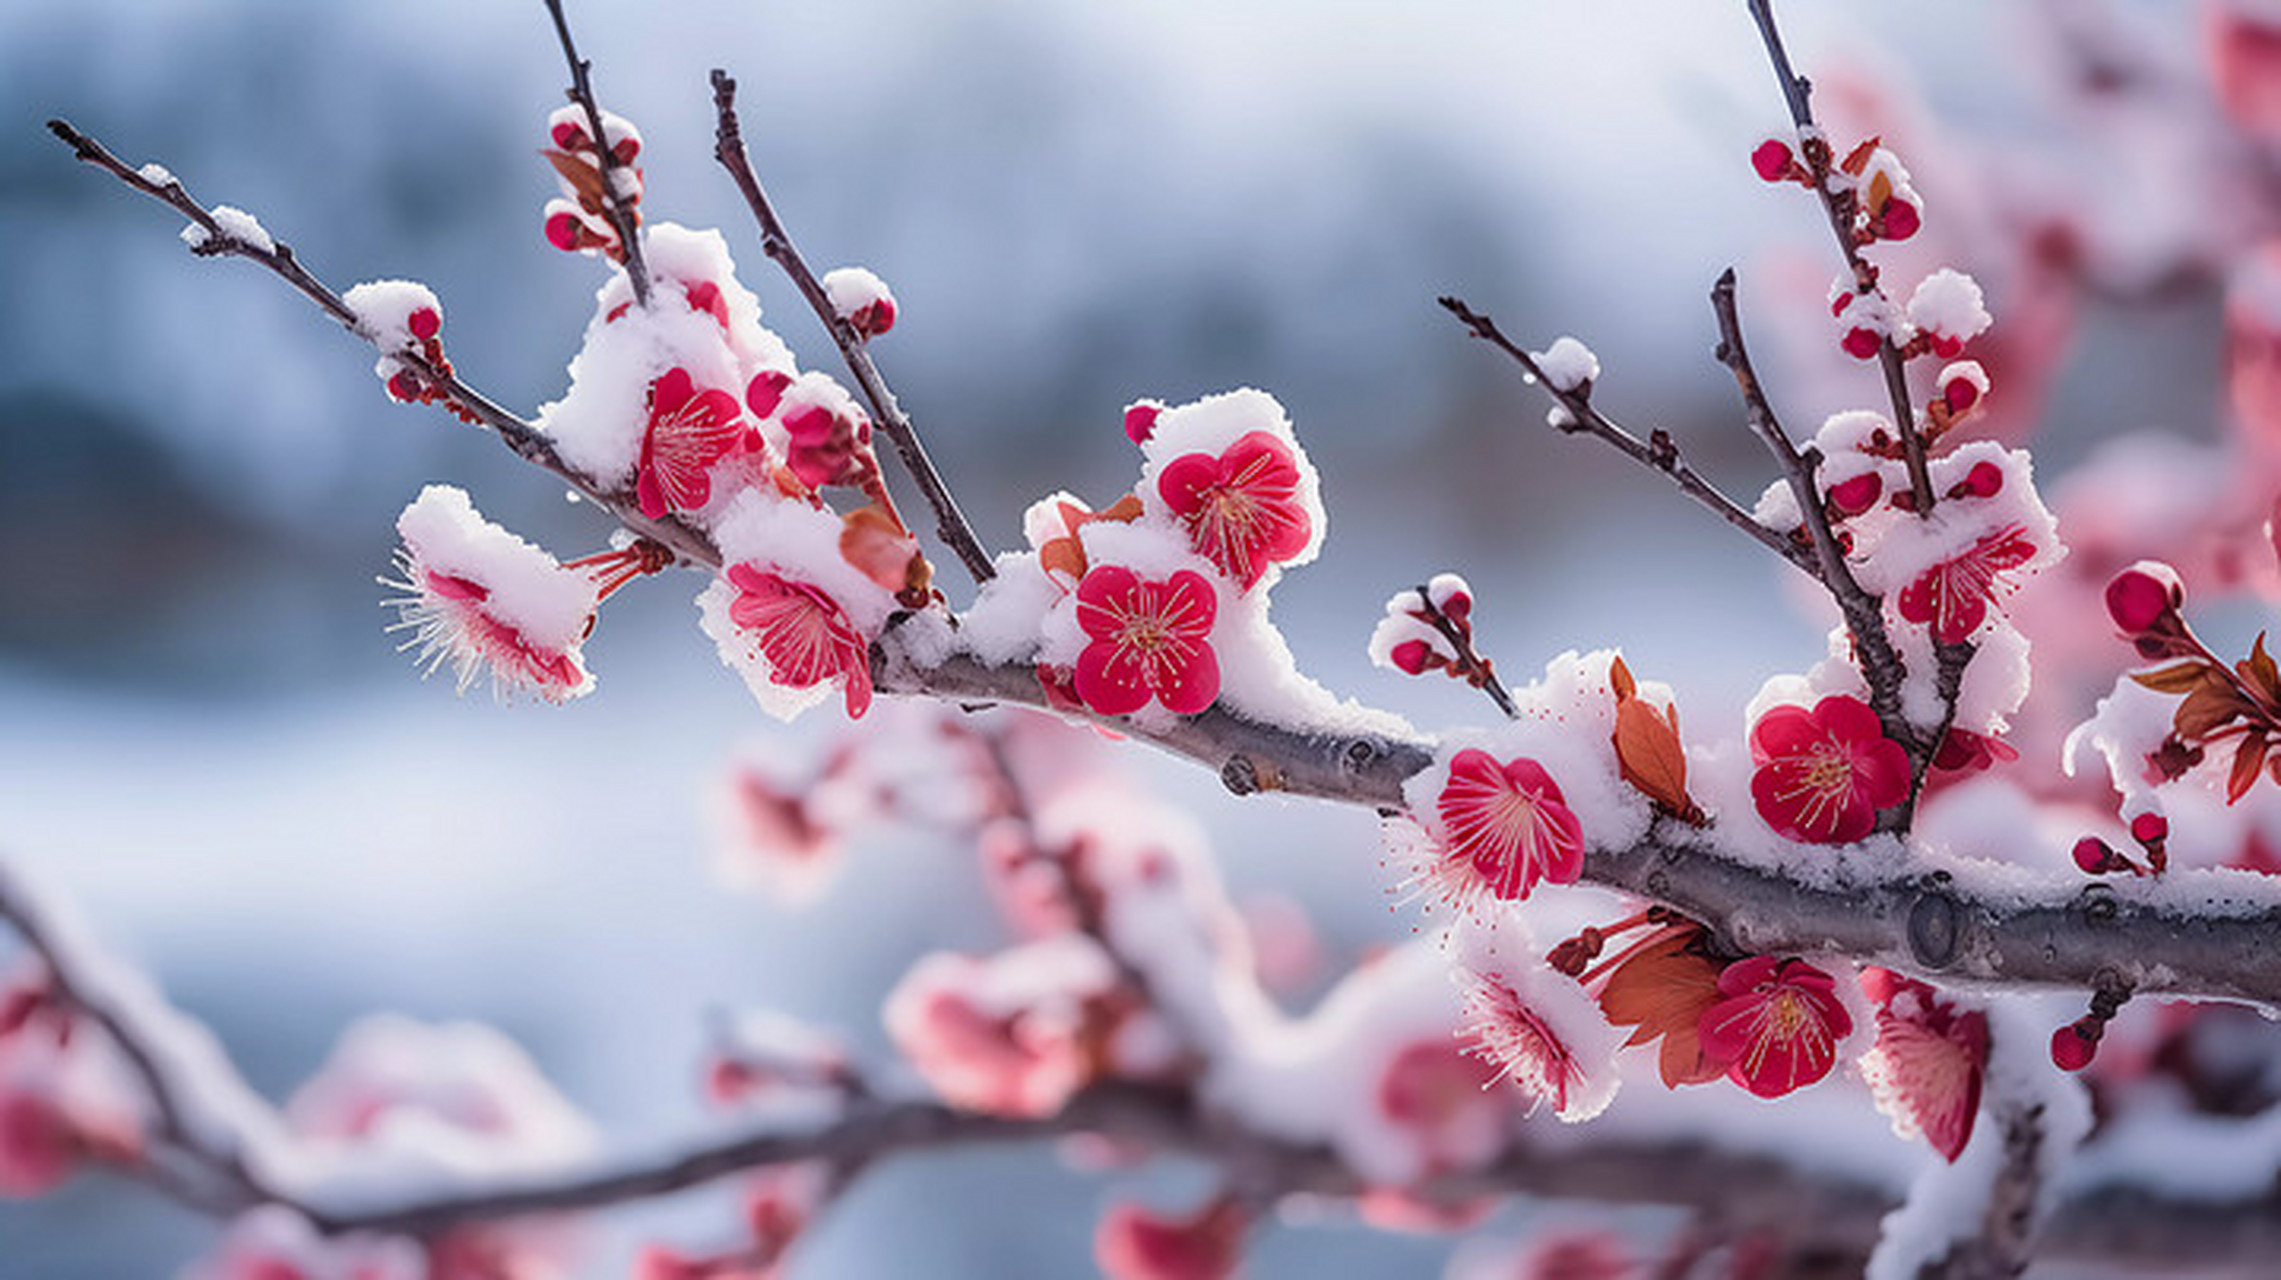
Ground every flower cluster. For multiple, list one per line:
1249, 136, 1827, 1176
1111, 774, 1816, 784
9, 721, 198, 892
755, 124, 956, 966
992, 389, 1328, 723
0, 970, 142, 1198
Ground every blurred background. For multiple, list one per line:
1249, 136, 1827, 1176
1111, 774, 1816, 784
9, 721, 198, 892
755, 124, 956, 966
0, 1, 2258, 1274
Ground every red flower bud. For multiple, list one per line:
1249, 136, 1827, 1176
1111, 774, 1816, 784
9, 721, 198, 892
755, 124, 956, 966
2072, 836, 2117, 875
1949, 461, 2003, 500
1389, 639, 1435, 676
1829, 473, 1882, 516
2050, 1020, 2099, 1072
1879, 197, 1920, 241
2105, 561, 2183, 635
550, 120, 589, 151
2130, 812, 2169, 847
1842, 327, 1884, 360
1124, 401, 1163, 445
386, 369, 422, 403
1751, 139, 1797, 183
747, 370, 792, 420
1943, 375, 1981, 414
407, 306, 441, 343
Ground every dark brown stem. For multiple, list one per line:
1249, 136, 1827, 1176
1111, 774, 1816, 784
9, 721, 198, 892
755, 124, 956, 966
45, 118, 718, 571
709, 69, 996, 587
1709, 270, 1914, 751
542, 0, 650, 308
1437, 296, 1815, 577
1743, 0, 1936, 516
1411, 583, 1517, 719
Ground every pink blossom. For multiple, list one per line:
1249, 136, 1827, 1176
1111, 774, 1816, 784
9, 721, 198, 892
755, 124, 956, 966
0, 1087, 79, 1197
1697, 956, 1852, 1099
1456, 969, 1593, 1116
884, 951, 1108, 1118
1430, 749, 1586, 907
1156, 431, 1313, 588
1896, 524, 2039, 644
1073, 566, 1220, 717
1375, 1040, 1512, 1173
2210, 4, 2281, 140
1859, 969, 1988, 1162
725, 565, 874, 719
1095, 1196, 1247, 1280
637, 367, 754, 520
1748, 696, 1909, 845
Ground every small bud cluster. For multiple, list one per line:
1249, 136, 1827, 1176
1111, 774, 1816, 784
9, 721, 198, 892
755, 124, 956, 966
1753, 133, 1920, 246
2049, 979, 2133, 1074
1369, 573, 1477, 678
2070, 811, 2171, 878
541, 104, 644, 260
820, 266, 898, 340
2103, 560, 2281, 803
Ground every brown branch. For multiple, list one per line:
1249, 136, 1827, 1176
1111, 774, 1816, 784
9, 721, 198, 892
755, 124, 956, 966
542, 0, 650, 308
1437, 296, 1818, 578
1743, 0, 1936, 517
45, 118, 720, 571
1708, 270, 1915, 757
709, 69, 996, 588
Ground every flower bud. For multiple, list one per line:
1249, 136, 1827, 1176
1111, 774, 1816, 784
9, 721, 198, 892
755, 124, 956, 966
2105, 561, 2183, 635
2050, 1019, 2099, 1072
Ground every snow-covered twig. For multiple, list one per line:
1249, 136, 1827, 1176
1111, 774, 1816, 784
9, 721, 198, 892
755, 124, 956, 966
1743, 0, 1934, 518
708, 69, 997, 587
1436, 296, 1815, 576
1707, 270, 1918, 766
42, 118, 720, 570
541, 0, 651, 308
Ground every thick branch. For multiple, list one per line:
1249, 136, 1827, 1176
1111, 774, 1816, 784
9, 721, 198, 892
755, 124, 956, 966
46, 118, 720, 571
1743, 0, 1935, 515
709, 69, 996, 587
1437, 296, 1817, 577
542, 0, 651, 307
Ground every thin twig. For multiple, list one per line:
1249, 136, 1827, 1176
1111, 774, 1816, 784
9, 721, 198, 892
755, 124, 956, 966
1437, 297, 1816, 577
45, 118, 719, 570
1708, 270, 1913, 751
542, 0, 651, 308
709, 69, 996, 587
1743, 0, 1935, 516
1413, 583, 1517, 719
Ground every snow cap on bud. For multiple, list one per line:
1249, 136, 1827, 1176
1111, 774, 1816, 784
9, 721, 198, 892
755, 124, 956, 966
1369, 612, 1451, 676
1832, 290, 1905, 361
1426, 572, 1473, 625
542, 199, 615, 254
2104, 560, 2184, 635
1535, 336, 1600, 393
1939, 361, 1989, 414
546, 104, 641, 164
821, 266, 897, 339
1907, 269, 1992, 358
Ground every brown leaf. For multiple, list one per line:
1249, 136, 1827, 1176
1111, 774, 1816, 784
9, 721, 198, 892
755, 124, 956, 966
1095, 493, 1145, 525
2244, 633, 2281, 706
2130, 661, 2210, 695
1839, 136, 1882, 176
839, 503, 927, 595
542, 149, 611, 215
1609, 654, 1638, 703
1615, 698, 1692, 819
2177, 684, 2252, 741
2230, 735, 2271, 806
1598, 932, 1725, 1088
1864, 168, 1893, 216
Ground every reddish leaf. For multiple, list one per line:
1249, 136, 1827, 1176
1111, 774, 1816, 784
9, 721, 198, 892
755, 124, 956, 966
2130, 661, 2211, 695
1609, 654, 1638, 702
2243, 633, 2281, 707
2177, 684, 2252, 741
839, 504, 927, 596
1597, 931, 1725, 1088
2231, 734, 2272, 806
1839, 136, 1882, 176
